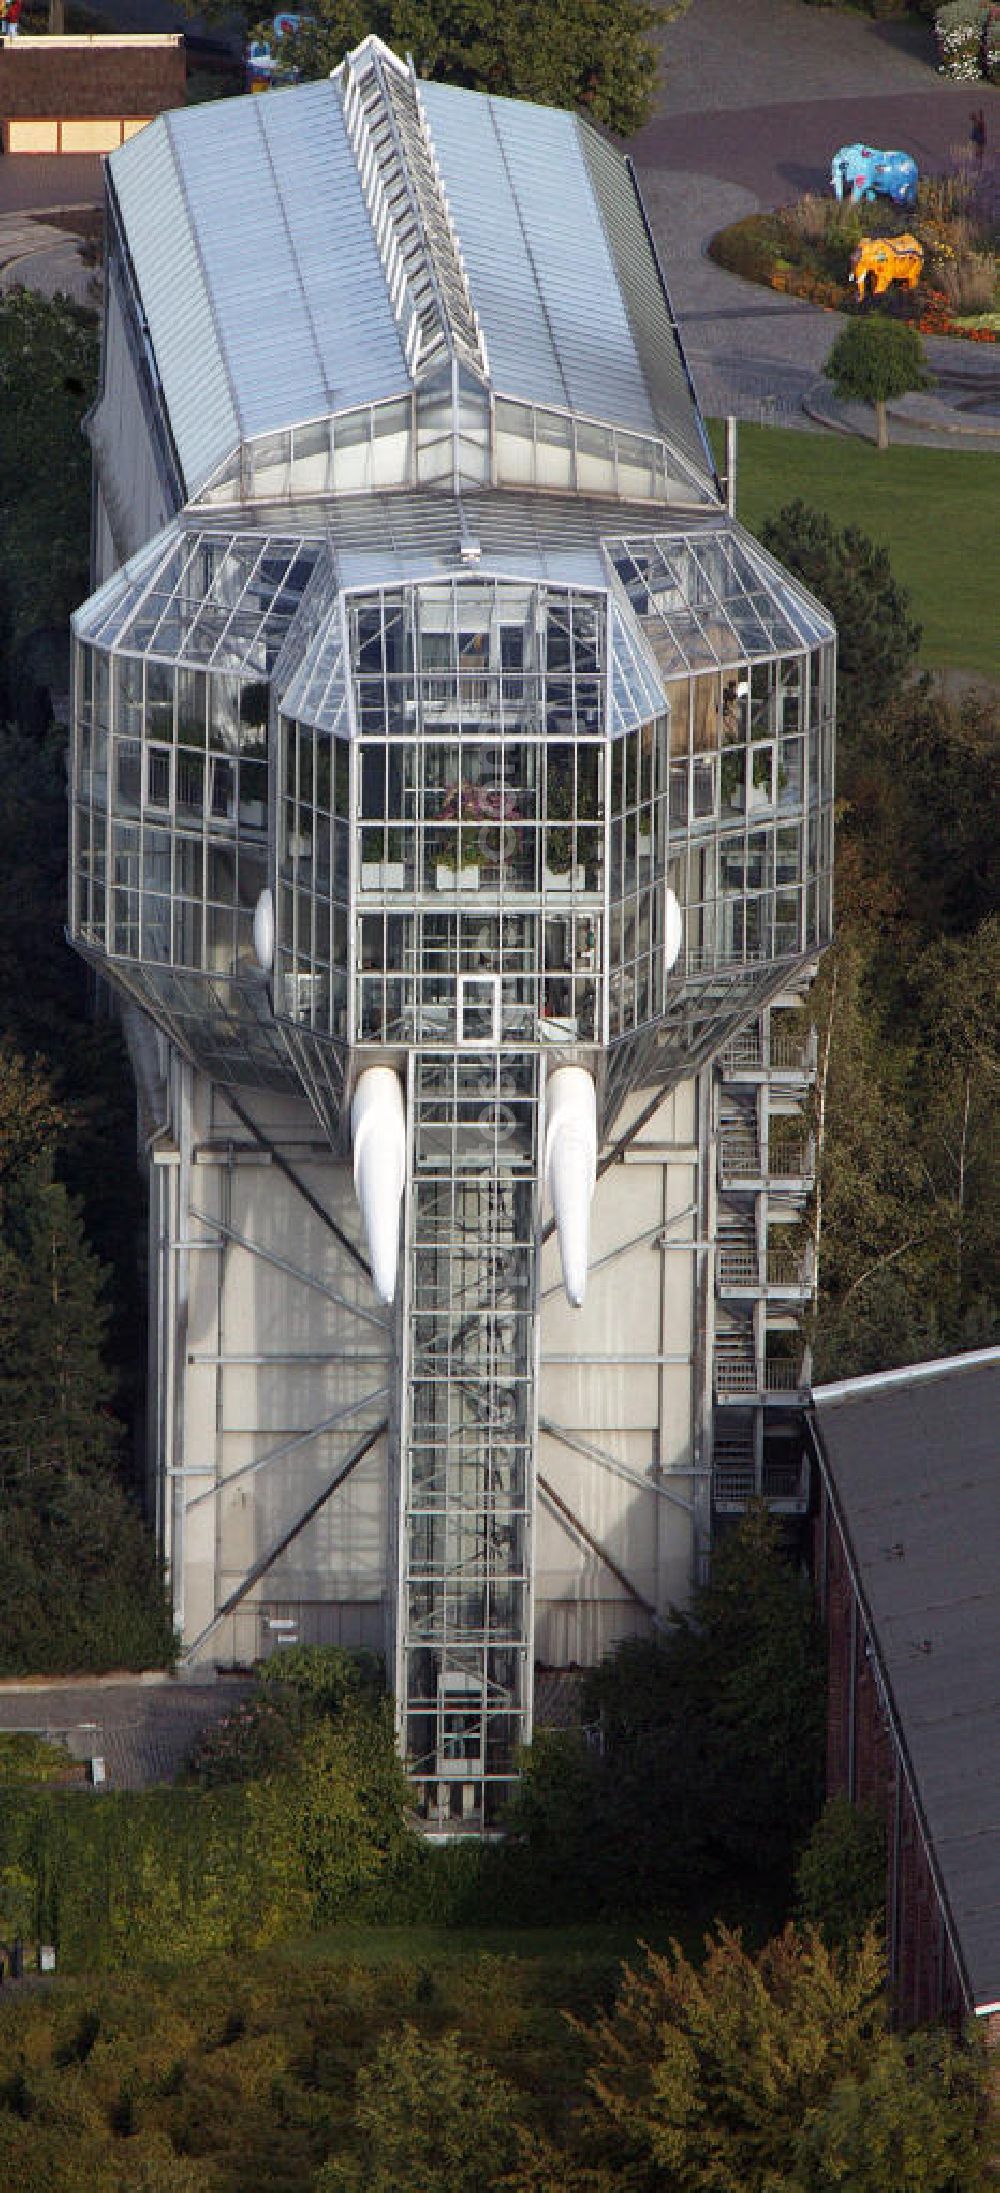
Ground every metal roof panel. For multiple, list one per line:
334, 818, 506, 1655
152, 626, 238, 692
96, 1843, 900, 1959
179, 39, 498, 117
110, 116, 240, 496
814, 1352, 1000, 2011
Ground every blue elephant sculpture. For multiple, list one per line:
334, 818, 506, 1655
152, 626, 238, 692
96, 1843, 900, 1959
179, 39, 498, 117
831, 144, 919, 209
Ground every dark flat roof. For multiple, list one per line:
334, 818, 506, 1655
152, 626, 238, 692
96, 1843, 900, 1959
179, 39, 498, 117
813, 1349, 1000, 2013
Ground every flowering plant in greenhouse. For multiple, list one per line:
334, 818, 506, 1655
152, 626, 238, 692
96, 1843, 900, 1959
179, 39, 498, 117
438, 780, 523, 866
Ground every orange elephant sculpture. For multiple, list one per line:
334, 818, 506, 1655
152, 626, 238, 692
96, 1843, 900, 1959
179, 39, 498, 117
849, 234, 924, 301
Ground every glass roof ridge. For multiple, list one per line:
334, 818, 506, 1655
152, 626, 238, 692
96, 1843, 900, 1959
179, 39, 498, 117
337, 37, 489, 387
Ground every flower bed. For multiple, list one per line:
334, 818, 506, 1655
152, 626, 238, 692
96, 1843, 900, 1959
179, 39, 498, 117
916, 286, 999, 337
709, 189, 999, 343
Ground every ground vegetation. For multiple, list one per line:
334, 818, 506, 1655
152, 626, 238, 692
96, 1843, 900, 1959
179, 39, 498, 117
724, 421, 997, 678
0, 1919, 988, 2190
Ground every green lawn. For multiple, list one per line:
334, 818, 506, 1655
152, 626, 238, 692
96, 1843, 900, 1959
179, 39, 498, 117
708, 421, 999, 677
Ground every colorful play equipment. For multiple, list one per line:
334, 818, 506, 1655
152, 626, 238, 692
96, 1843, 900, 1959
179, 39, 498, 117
849, 233, 924, 301
831, 144, 919, 209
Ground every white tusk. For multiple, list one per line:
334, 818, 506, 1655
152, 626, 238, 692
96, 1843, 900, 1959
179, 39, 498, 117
253, 887, 275, 972
664, 887, 683, 973
545, 1067, 597, 1309
351, 1067, 406, 1305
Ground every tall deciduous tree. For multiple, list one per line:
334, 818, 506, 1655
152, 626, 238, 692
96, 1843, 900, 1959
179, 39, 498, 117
317, 2024, 523, 2191
581, 1927, 992, 2193
824, 314, 932, 451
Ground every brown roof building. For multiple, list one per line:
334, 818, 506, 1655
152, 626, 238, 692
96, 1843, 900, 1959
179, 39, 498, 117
0, 33, 185, 155
811, 1347, 1000, 2035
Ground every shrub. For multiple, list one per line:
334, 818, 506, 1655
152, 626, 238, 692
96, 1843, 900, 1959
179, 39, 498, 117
935, 0, 989, 78
783, 192, 831, 247
708, 215, 787, 285
0, 1734, 82, 1787
184, 1694, 304, 1788
257, 1642, 383, 1716
937, 250, 997, 311
796, 1795, 887, 1946
316, 2024, 524, 2192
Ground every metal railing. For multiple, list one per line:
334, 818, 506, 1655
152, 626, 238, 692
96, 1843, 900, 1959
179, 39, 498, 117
719, 1129, 760, 1180
766, 1242, 812, 1290
766, 1132, 813, 1179
762, 1457, 809, 1502
763, 1359, 807, 1393
770, 1026, 816, 1074
714, 1341, 758, 1394
715, 1350, 807, 1397
720, 1027, 763, 1073
714, 1456, 810, 1509
714, 1462, 757, 1504
717, 1240, 758, 1288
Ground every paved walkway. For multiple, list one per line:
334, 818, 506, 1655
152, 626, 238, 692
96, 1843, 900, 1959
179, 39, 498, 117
0, 210, 98, 305
0, 1673, 255, 1789
649, 0, 939, 114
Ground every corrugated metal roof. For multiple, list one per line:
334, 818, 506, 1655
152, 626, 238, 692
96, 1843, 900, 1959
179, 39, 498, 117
109, 80, 408, 496
813, 1350, 1000, 2013
579, 122, 715, 484
111, 117, 241, 499
421, 80, 669, 444
108, 49, 717, 506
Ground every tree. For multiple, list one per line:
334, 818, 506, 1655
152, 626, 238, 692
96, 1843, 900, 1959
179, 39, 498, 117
182, 0, 677, 136
0, 1170, 176, 1674
0, 1173, 119, 1489
0, 290, 96, 693
581, 1927, 993, 2193
824, 314, 932, 451
0, 726, 145, 1411
504, 1513, 822, 1925
904, 918, 1000, 1326
316, 2023, 524, 2191
0, 1046, 64, 1200
566, 1506, 826, 1909
757, 501, 921, 732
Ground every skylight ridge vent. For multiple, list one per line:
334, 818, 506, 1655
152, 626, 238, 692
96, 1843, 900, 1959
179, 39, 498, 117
337, 36, 489, 385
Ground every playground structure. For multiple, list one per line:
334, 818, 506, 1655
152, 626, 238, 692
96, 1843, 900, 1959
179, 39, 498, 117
849, 233, 924, 301
832, 144, 919, 209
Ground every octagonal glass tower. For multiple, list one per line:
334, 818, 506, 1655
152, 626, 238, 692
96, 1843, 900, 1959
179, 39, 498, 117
70, 37, 834, 1830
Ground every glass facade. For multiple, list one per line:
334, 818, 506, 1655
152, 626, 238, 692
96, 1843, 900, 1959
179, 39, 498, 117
70, 506, 834, 1830
404, 1053, 539, 1830
271, 534, 834, 1077
196, 390, 715, 512
71, 530, 324, 1085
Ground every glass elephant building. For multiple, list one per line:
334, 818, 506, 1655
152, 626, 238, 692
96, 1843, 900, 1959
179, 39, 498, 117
70, 37, 835, 1831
